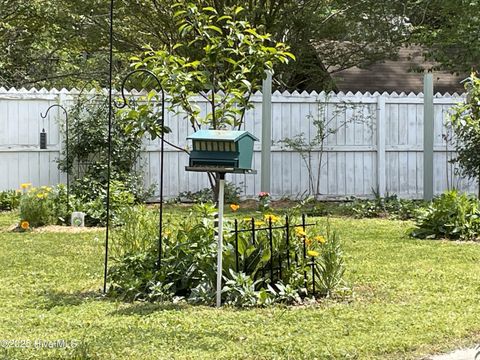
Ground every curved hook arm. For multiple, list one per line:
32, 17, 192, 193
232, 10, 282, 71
114, 68, 165, 109
40, 103, 70, 215
40, 104, 68, 119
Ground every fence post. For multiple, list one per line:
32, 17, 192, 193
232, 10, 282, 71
423, 72, 434, 201
376, 95, 386, 197
261, 71, 272, 193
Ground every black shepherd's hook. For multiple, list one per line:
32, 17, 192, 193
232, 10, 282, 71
114, 68, 166, 271
41, 104, 70, 215
115, 68, 164, 109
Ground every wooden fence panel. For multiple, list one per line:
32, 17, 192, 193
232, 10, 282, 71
1, 88, 478, 199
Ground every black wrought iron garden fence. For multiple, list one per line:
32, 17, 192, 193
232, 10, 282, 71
227, 214, 320, 294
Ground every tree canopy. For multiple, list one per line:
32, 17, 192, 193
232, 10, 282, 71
0, 0, 474, 90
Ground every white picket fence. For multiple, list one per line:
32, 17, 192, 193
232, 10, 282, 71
0, 87, 477, 199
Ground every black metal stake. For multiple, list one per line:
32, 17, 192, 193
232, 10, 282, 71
40, 104, 70, 215
115, 69, 165, 270
234, 219, 239, 272
103, 0, 115, 294
302, 214, 307, 286
311, 257, 315, 296
285, 214, 290, 268
278, 248, 282, 281
251, 217, 255, 245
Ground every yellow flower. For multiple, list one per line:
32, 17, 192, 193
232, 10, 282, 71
230, 204, 240, 212
254, 220, 265, 227
307, 250, 320, 258
315, 235, 326, 244
36, 193, 45, 199
20, 221, 29, 230
295, 227, 306, 237
243, 217, 254, 223
263, 214, 280, 223
305, 237, 312, 246
20, 183, 32, 189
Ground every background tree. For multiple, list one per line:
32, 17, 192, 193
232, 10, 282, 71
120, 1, 293, 199
0, 0, 425, 91
409, 0, 480, 74
448, 72, 480, 197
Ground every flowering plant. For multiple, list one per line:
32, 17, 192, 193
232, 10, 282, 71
258, 192, 270, 200
19, 184, 72, 227
19, 220, 30, 232
257, 192, 271, 212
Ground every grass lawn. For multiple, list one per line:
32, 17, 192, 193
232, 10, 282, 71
1, 209, 480, 359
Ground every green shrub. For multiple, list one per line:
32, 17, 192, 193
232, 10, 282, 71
59, 92, 154, 223
18, 180, 135, 228
0, 190, 21, 211
111, 205, 158, 259
412, 190, 480, 240
175, 182, 242, 204
108, 251, 161, 301
108, 202, 217, 300
73, 179, 136, 226
222, 270, 261, 307
312, 228, 345, 297
347, 193, 424, 220
107, 204, 346, 306
19, 185, 72, 227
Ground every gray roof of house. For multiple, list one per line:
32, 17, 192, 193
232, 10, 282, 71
331, 46, 466, 94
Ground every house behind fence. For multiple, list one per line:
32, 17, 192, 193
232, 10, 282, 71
0, 87, 477, 199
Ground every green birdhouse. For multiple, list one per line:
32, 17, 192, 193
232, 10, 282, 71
186, 130, 258, 172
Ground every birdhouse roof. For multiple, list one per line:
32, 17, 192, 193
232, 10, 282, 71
187, 130, 258, 142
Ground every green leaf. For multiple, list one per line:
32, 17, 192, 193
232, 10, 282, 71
173, 10, 187, 18
206, 25, 223, 35
234, 6, 244, 15
202, 6, 217, 14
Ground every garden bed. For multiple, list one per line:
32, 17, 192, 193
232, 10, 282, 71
1, 210, 480, 359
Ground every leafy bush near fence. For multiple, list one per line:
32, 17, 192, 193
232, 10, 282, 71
174, 182, 242, 204
73, 179, 136, 226
60, 93, 153, 223
108, 204, 346, 306
412, 190, 480, 240
19, 184, 70, 227
346, 193, 424, 220
0, 190, 21, 211
17, 181, 135, 228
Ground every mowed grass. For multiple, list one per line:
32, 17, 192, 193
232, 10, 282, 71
1, 210, 480, 359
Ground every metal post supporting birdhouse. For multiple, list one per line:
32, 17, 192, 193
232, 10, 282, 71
186, 129, 258, 307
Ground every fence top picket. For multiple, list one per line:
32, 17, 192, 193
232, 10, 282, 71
0, 87, 467, 98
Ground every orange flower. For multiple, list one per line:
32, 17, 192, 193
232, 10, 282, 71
20, 221, 29, 230
230, 204, 240, 212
